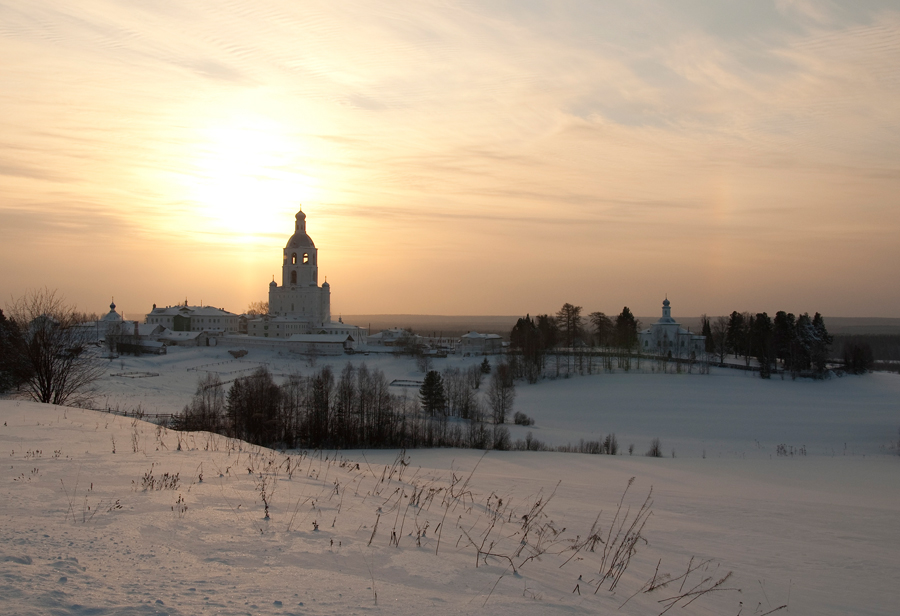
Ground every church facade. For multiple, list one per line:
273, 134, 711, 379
638, 298, 705, 357
245, 208, 365, 345
267, 208, 331, 325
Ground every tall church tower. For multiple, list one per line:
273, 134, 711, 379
268, 207, 331, 327
283, 209, 318, 287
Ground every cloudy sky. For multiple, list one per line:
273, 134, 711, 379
2, 0, 899, 319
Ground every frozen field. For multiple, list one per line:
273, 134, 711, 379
1, 347, 898, 614
96, 346, 900, 459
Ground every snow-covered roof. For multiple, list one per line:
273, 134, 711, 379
247, 314, 319, 324
148, 305, 237, 317
460, 332, 501, 340
137, 324, 165, 336
286, 334, 352, 343
102, 310, 123, 322
158, 331, 204, 340
368, 328, 411, 339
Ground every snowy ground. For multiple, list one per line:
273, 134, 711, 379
2, 347, 899, 614
95, 346, 900, 459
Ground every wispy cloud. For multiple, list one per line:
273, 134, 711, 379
1, 0, 898, 315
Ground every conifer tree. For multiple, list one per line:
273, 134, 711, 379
614, 307, 639, 350
419, 370, 446, 417
701, 315, 713, 354
751, 312, 774, 378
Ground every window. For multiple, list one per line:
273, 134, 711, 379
303, 253, 309, 264
290, 271, 297, 284
291, 253, 297, 265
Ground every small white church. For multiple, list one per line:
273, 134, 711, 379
638, 298, 705, 357
245, 208, 365, 347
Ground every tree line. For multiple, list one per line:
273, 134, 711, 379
173, 360, 521, 450
508, 304, 641, 382
505, 302, 863, 381
700, 310, 845, 378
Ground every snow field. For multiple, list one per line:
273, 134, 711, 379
2, 346, 899, 614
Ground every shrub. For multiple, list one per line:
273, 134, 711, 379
513, 411, 535, 426
480, 358, 491, 374
646, 438, 662, 458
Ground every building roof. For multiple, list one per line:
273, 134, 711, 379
460, 331, 502, 340
157, 331, 204, 340
148, 305, 237, 317
247, 314, 317, 324
286, 334, 352, 343
102, 300, 123, 322
286, 209, 316, 249
368, 328, 412, 340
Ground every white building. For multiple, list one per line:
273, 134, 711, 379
245, 207, 366, 347
266, 208, 330, 327
74, 299, 137, 345
366, 328, 418, 347
458, 331, 503, 355
145, 302, 240, 334
638, 298, 705, 357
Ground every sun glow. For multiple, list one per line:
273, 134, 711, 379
188, 117, 318, 239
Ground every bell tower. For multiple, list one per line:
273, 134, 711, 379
282, 208, 318, 287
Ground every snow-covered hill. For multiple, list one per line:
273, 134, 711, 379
2, 398, 898, 615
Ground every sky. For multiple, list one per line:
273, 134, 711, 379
2, 0, 899, 319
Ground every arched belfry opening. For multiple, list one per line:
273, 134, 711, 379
290, 271, 297, 285
291, 253, 297, 265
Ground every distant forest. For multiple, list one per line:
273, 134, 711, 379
832, 335, 900, 363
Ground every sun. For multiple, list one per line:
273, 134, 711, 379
189, 117, 317, 239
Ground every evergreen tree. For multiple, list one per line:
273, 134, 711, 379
725, 311, 745, 358
419, 370, 446, 417
535, 314, 558, 349
772, 311, 796, 372
811, 313, 832, 376
701, 315, 713, 354
792, 313, 816, 376
480, 358, 491, 374
751, 312, 774, 378
509, 315, 543, 383
614, 307, 639, 350
0, 309, 26, 393
744, 314, 755, 366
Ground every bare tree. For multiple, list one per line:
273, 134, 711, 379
246, 300, 269, 316
486, 363, 515, 424
556, 303, 584, 348
174, 373, 226, 432
6, 288, 104, 406
589, 311, 613, 348
711, 316, 729, 363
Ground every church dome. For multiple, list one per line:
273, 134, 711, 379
285, 209, 316, 249
102, 299, 123, 322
